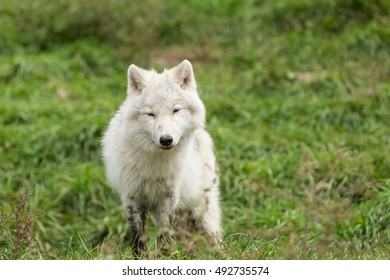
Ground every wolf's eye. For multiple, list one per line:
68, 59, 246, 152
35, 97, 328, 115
173, 108, 181, 114
146, 112, 155, 118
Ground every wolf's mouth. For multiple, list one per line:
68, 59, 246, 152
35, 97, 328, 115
161, 146, 174, 150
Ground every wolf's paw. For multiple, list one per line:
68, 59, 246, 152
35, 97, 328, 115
157, 231, 172, 248
132, 240, 147, 255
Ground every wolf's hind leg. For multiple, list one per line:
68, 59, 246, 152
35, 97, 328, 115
199, 203, 222, 247
192, 188, 222, 248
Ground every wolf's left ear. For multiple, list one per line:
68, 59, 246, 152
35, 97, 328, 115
170, 60, 196, 90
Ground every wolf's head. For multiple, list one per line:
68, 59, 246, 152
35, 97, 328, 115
122, 60, 206, 151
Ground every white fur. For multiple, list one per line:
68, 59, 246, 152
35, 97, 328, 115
102, 60, 222, 247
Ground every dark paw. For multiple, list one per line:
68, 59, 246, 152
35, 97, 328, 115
133, 240, 147, 255
157, 231, 172, 249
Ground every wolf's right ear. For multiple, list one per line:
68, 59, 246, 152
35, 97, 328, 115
127, 64, 146, 94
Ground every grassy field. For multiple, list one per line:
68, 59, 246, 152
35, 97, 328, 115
1, 0, 389, 259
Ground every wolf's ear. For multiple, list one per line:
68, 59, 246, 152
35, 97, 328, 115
171, 59, 196, 90
127, 64, 147, 94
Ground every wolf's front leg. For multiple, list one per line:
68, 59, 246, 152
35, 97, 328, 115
152, 195, 176, 248
124, 199, 147, 255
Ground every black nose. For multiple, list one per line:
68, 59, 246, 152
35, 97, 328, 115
159, 135, 173, 147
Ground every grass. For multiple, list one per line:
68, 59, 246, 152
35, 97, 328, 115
0, 0, 389, 259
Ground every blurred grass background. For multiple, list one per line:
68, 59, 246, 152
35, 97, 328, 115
0, 0, 389, 259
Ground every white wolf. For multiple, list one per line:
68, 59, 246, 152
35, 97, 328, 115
101, 60, 221, 254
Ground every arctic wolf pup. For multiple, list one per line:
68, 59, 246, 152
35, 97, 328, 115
102, 60, 221, 254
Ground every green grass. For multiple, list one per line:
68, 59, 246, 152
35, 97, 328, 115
1, 0, 389, 259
